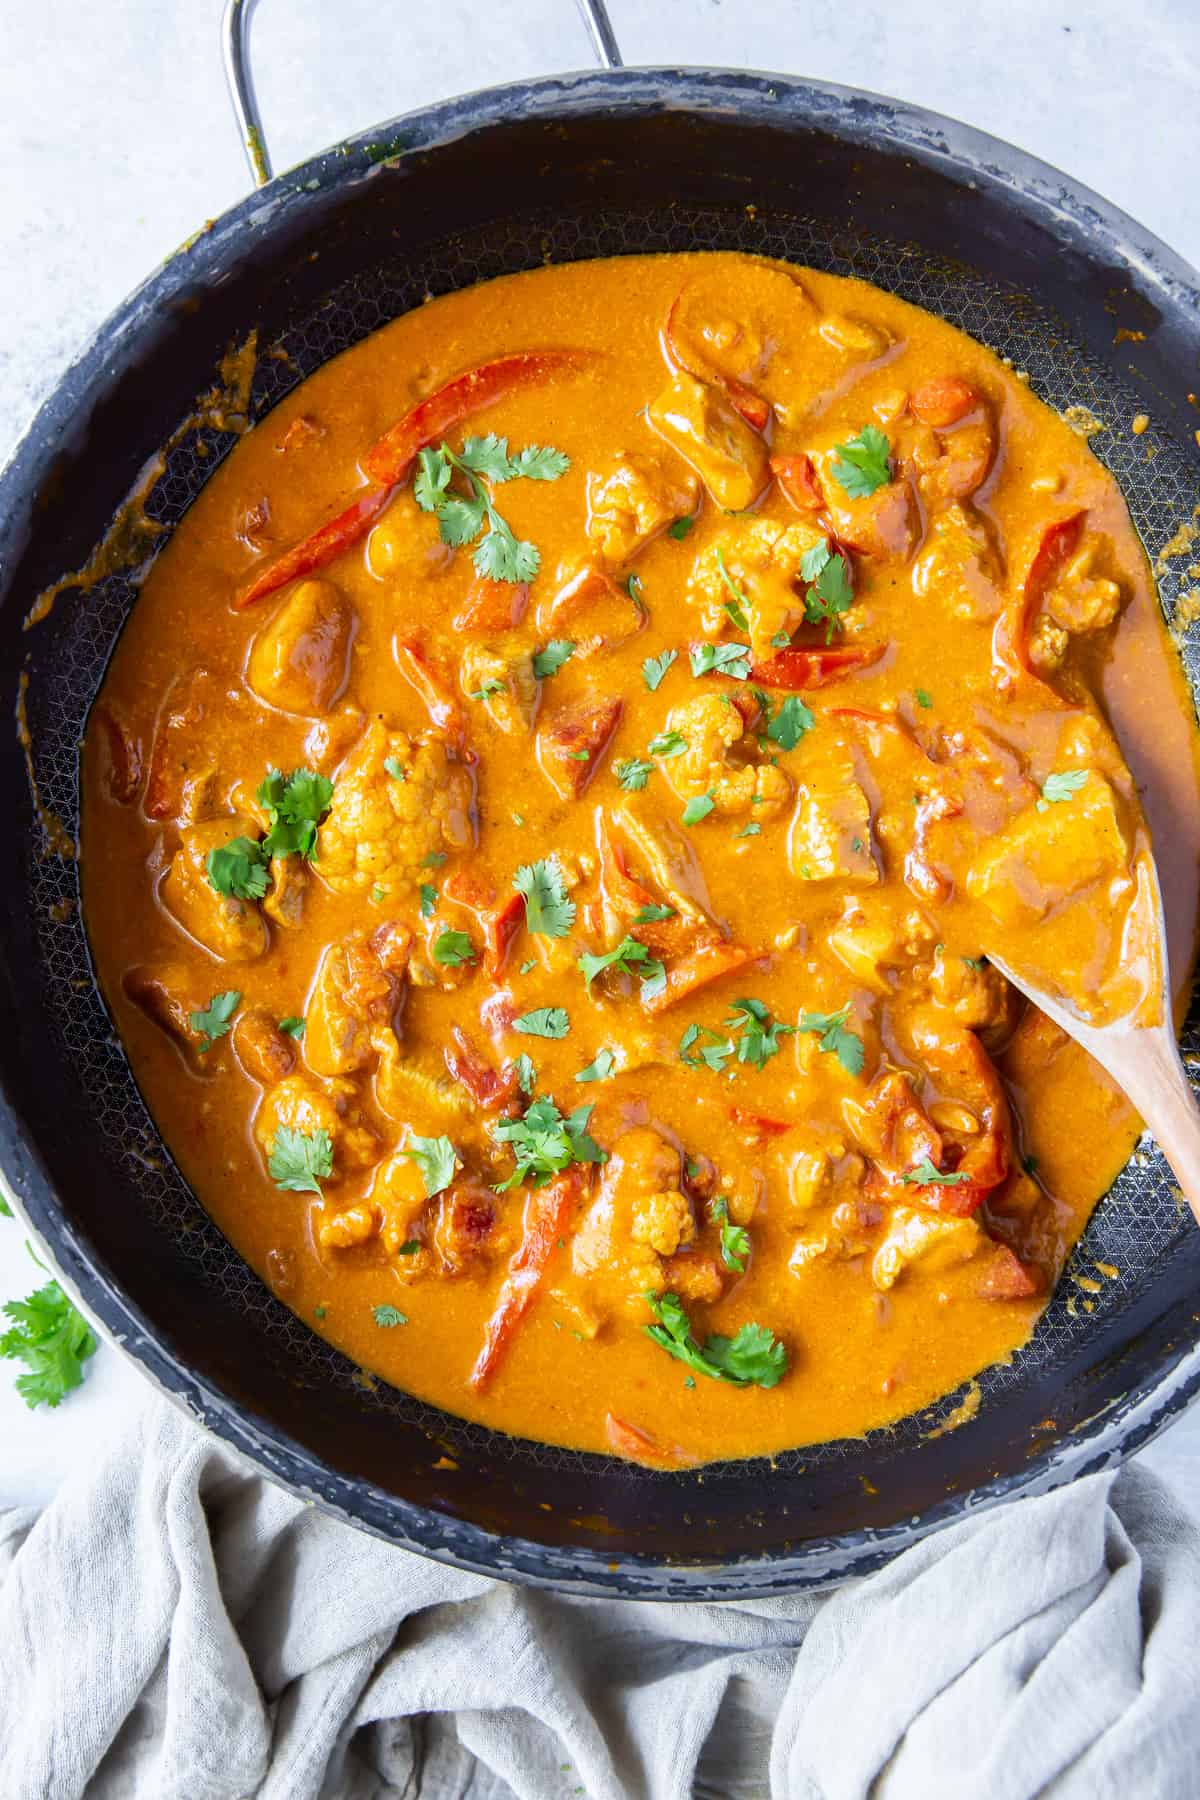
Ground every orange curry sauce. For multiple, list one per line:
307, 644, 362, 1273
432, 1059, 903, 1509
80, 253, 1200, 1464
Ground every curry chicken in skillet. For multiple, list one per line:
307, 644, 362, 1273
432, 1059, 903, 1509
81, 252, 1200, 1464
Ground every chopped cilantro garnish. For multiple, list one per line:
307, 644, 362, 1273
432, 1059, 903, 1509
901, 1158, 970, 1186
413, 437, 568, 583
679, 1023, 736, 1074
712, 1197, 750, 1273
578, 935, 666, 999
206, 836, 269, 901
405, 1134, 459, 1197
278, 1015, 306, 1039
799, 542, 855, 641
383, 756, 408, 780
514, 1053, 537, 1095
798, 1004, 865, 1077
268, 1126, 333, 1195
736, 822, 761, 838
1037, 769, 1088, 811
494, 1096, 606, 1190
915, 688, 933, 710
615, 757, 654, 791
189, 989, 240, 1051
515, 858, 576, 939
715, 548, 751, 631
642, 649, 678, 692
725, 997, 796, 1069
682, 793, 716, 825
643, 1291, 786, 1389
575, 1048, 616, 1083
626, 573, 644, 603
632, 903, 675, 924
373, 1304, 408, 1328
829, 425, 892, 498
470, 680, 506, 700
419, 882, 438, 917
533, 639, 576, 679
648, 729, 687, 758
690, 641, 753, 681
257, 767, 334, 860
513, 1007, 570, 1039
768, 693, 815, 750
668, 515, 695, 540
432, 928, 475, 966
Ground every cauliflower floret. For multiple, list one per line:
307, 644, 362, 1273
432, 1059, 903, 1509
572, 1128, 696, 1312
661, 693, 792, 818
586, 451, 699, 567
254, 1073, 380, 1179
316, 719, 473, 898
687, 518, 826, 661
1042, 537, 1124, 636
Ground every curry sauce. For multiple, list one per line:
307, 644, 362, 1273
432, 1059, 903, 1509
80, 253, 1200, 1464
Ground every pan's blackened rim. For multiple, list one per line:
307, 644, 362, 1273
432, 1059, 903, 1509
3, 69, 1200, 1600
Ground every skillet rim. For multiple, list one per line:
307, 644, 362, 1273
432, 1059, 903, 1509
3, 65, 1200, 1599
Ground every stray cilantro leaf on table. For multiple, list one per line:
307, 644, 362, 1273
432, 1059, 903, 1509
494, 1096, 606, 1190
1037, 769, 1088, 811
798, 1004, 865, 1077
1, 1280, 97, 1410
643, 1291, 786, 1389
189, 990, 240, 1051
515, 859, 576, 938
829, 425, 892, 498
268, 1126, 334, 1195
405, 1134, 459, 1198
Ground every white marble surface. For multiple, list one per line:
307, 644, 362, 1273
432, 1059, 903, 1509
2, 0, 1199, 1509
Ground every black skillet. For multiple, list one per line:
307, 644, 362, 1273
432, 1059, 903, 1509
1, 0, 1199, 1598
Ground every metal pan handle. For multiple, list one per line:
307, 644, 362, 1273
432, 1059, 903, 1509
221, 0, 623, 190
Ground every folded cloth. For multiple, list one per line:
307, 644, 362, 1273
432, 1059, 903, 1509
1, 1390, 1197, 1800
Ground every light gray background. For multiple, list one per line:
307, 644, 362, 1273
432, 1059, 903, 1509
2, 0, 1199, 1507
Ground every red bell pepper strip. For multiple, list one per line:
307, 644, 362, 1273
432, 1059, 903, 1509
900, 1007, 1013, 1215
992, 511, 1085, 695
728, 1106, 792, 1141
362, 348, 595, 487
454, 577, 529, 634
663, 290, 771, 431
605, 1411, 700, 1469
749, 643, 885, 689
234, 484, 392, 610
442, 1026, 520, 1115
394, 639, 466, 749
443, 872, 524, 977
642, 941, 761, 1015
595, 818, 711, 962
470, 1167, 591, 1389
770, 453, 824, 511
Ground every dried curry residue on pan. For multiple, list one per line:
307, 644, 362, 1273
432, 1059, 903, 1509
79, 253, 1200, 1465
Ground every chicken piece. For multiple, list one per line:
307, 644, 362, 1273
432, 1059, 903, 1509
160, 813, 269, 962
1029, 536, 1124, 671
911, 504, 1003, 622
122, 963, 215, 1057
143, 668, 217, 821
905, 415, 996, 505
611, 803, 723, 932
246, 578, 356, 716
376, 1041, 475, 1129
315, 719, 474, 898
304, 707, 367, 775
871, 1205, 985, 1291
660, 693, 791, 818
254, 1073, 380, 1177
454, 577, 529, 634
789, 759, 878, 884
646, 371, 770, 511
262, 855, 307, 930
232, 1009, 298, 1086
305, 922, 411, 1076
668, 261, 815, 404
817, 455, 919, 562
828, 895, 931, 992
432, 1185, 499, 1275
537, 696, 622, 799
366, 490, 454, 581
687, 517, 827, 661
585, 451, 699, 567
927, 949, 1020, 1048
459, 641, 539, 734
789, 1195, 883, 1275
538, 564, 645, 659
818, 313, 892, 359
966, 771, 1131, 926
363, 1150, 433, 1261
572, 1127, 696, 1312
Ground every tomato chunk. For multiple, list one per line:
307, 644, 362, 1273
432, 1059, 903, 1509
455, 577, 529, 634
770, 453, 824, 511
749, 643, 884, 689
910, 376, 979, 428
444, 872, 524, 976
443, 1025, 519, 1115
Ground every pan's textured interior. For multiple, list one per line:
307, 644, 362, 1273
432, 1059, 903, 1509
6, 82, 1200, 1592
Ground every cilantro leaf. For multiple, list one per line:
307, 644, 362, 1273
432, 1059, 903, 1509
736, 823, 761, 839
432, 928, 475, 966
279, 1016, 306, 1038
257, 767, 334, 861
690, 642, 753, 681
513, 1007, 570, 1039
189, 989, 240, 1051
470, 680, 506, 700
616, 757, 653, 791
632, 903, 674, 924
1, 1280, 97, 1409
648, 729, 687, 758
715, 548, 751, 631
768, 694, 815, 751
509, 444, 571, 482
414, 446, 453, 511
515, 859, 576, 939
373, 1303, 408, 1328
668, 515, 695, 540
829, 425, 892, 498
725, 997, 796, 1069
268, 1126, 333, 1195
1037, 769, 1089, 811
575, 1048, 616, 1083
798, 1004, 865, 1077
405, 1134, 459, 1198
474, 518, 539, 584
643, 1291, 786, 1389
458, 433, 516, 482
682, 793, 715, 826
384, 756, 409, 781
578, 936, 665, 999
901, 1158, 970, 1186
533, 639, 576, 679
206, 836, 269, 900
419, 882, 438, 917
713, 1197, 750, 1273
0, 1195, 11, 1218
437, 492, 488, 546
804, 550, 855, 641
679, 1024, 736, 1074
494, 1095, 606, 1190
416, 438, 566, 584
643, 649, 678, 692
514, 1053, 537, 1096
915, 688, 934, 710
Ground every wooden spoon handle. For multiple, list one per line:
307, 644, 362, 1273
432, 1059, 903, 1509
1121, 1028, 1200, 1228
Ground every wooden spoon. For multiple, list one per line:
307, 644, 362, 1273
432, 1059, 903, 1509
986, 858, 1200, 1224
